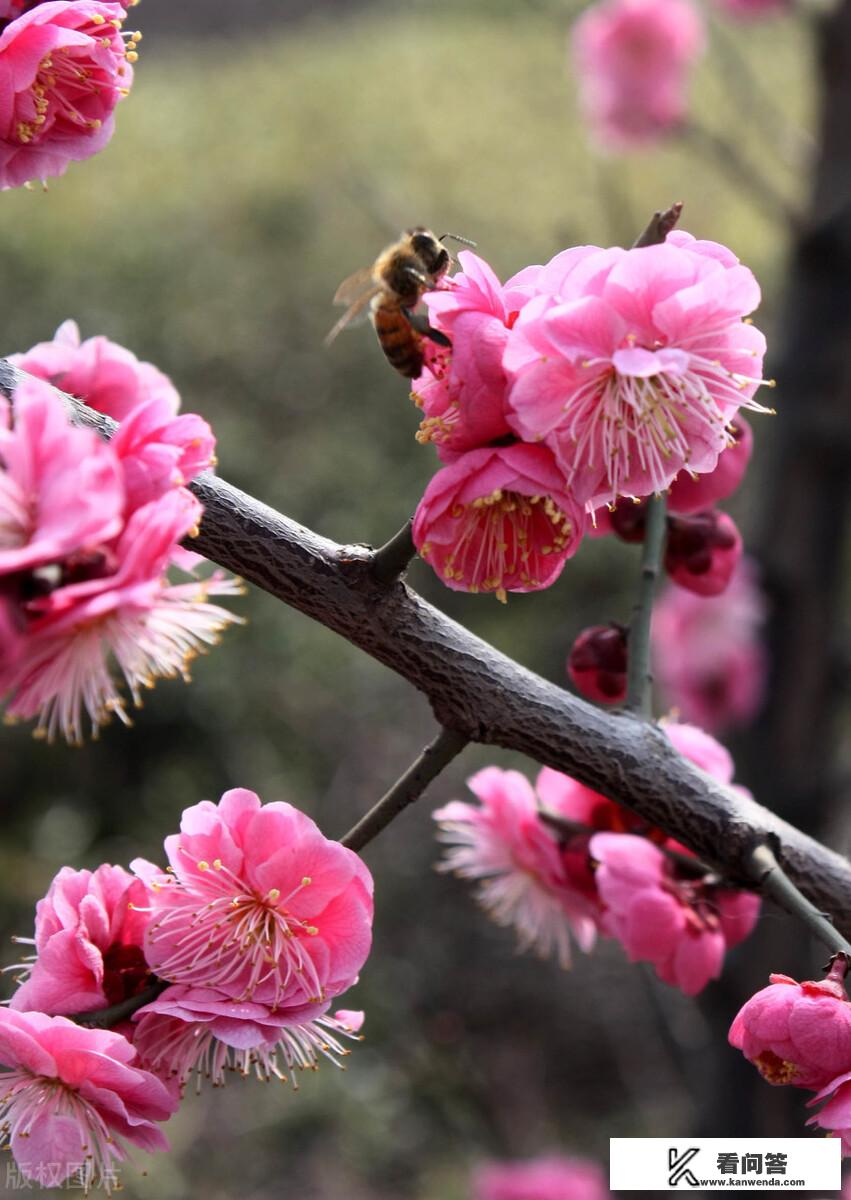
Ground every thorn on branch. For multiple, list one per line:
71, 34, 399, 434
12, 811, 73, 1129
370, 519, 417, 585
341, 726, 468, 852
632, 201, 683, 248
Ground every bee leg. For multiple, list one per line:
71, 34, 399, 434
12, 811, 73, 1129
402, 309, 452, 348
403, 266, 430, 287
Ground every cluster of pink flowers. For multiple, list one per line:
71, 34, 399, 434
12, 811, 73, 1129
434, 721, 760, 994
411, 231, 769, 601
0, 320, 241, 743
2, 788, 374, 1189
730, 957, 851, 1154
472, 1154, 610, 1200
0, 0, 140, 190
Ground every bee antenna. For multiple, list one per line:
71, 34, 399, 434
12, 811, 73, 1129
440, 233, 477, 247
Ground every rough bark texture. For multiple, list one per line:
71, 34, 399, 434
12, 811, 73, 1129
3, 362, 851, 936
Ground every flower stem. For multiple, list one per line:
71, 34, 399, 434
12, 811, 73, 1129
341, 726, 468, 852
625, 494, 667, 717
370, 519, 416, 584
748, 842, 851, 957
68, 979, 168, 1029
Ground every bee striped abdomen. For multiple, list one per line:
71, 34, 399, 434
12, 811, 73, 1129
372, 303, 424, 379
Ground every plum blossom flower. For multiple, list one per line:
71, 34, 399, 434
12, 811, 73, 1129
413, 443, 586, 599
571, 0, 705, 150
412, 251, 526, 460
1, 481, 241, 743
0, 1, 139, 190
12, 320, 179, 425
0, 375, 239, 742
653, 559, 767, 732
591, 831, 759, 994
567, 622, 628, 704
8, 863, 151, 1016
503, 231, 771, 509
663, 718, 735, 783
433, 767, 603, 967
0, 381, 123, 576
133, 985, 364, 1087
729, 962, 851, 1090
13, 320, 216, 509
135, 788, 374, 1012
0, 1008, 176, 1191
808, 1071, 851, 1155
473, 1154, 610, 1200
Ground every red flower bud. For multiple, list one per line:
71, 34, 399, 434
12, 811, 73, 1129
568, 623, 628, 704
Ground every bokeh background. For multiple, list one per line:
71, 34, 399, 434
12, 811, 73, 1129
1, 1, 849, 1197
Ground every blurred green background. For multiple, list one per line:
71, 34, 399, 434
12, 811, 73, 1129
0, 2, 824, 1197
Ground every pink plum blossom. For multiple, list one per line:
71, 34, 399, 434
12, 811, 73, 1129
412, 251, 522, 459
413, 443, 586, 599
729, 964, 851, 1090
0, 376, 124, 576
567, 622, 628, 704
664, 509, 743, 596
13, 319, 179, 423
433, 767, 602, 967
9, 863, 151, 1016
653, 559, 767, 732
808, 1071, 851, 1155
503, 230, 770, 509
135, 788, 374, 1012
1, 481, 241, 743
571, 0, 705, 150
663, 719, 735, 783
133, 985, 364, 1087
590, 831, 759, 994
14, 320, 215, 509
473, 1154, 610, 1200
0, 1, 138, 190
0, 1008, 176, 1190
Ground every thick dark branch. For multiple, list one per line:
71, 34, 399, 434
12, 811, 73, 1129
4, 360, 851, 934
341, 726, 468, 851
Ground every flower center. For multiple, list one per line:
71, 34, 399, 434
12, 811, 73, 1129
754, 1050, 799, 1085
423, 488, 573, 601
148, 858, 325, 1006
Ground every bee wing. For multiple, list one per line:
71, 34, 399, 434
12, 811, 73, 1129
323, 287, 381, 346
333, 266, 378, 306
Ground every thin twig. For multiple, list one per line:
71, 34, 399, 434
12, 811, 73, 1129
341, 727, 468, 852
371, 519, 416, 584
625, 494, 667, 716
68, 979, 168, 1029
539, 808, 714, 877
632, 201, 683, 248
748, 842, 851, 957
682, 121, 799, 229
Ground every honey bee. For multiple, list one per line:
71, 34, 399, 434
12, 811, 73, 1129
325, 227, 474, 378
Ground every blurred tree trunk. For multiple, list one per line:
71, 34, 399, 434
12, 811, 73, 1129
697, 0, 851, 1145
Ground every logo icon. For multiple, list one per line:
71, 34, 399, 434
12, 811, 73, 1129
668, 1147, 700, 1187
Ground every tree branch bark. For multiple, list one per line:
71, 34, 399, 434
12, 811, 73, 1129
3, 360, 851, 932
